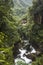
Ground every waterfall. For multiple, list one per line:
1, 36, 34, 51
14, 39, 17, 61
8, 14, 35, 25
15, 40, 36, 64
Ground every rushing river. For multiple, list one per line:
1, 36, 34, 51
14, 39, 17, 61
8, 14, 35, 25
15, 40, 36, 65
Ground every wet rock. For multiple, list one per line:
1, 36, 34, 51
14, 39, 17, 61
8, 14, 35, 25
13, 40, 21, 58
24, 51, 42, 61
24, 53, 36, 61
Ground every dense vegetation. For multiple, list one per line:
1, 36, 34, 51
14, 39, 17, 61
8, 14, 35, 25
28, 0, 43, 65
12, 0, 32, 18
0, 0, 20, 65
0, 0, 43, 65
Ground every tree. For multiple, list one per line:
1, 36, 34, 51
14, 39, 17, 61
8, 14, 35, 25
0, 0, 15, 65
28, 0, 43, 65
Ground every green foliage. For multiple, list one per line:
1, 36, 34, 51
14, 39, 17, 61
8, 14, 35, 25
28, 0, 43, 23
29, 24, 43, 43
27, 0, 43, 65
12, 0, 31, 19
0, 47, 14, 65
32, 55, 43, 65
0, 0, 13, 14
0, 0, 43, 65
0, 0, 17, 65
16, 61, 28, 65
0, 32, 8, 47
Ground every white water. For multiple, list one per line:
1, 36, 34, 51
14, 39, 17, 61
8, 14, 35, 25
15, 48, 36, 64
19, 49, 32, 63
15, 40, 36, 64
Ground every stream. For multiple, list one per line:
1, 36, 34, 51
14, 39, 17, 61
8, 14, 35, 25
15, 40, 36, 65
